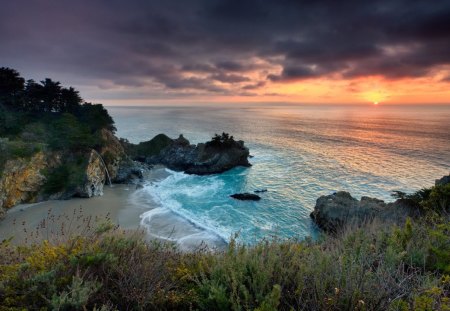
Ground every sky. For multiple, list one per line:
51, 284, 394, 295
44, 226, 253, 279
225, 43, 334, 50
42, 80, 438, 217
1, 0, 450, 105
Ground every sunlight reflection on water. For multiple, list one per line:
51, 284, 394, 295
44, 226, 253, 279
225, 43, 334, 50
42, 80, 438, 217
109, 104, 450, 244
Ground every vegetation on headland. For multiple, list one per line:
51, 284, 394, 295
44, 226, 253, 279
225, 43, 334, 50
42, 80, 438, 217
206, 132, 236, 149
0, 67, 116, 192
120, 133, 174, 159
0, 182, 448, 310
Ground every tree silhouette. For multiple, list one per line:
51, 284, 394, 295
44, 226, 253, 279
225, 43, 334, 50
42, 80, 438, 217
207, 132, 236, 148
60, 87, 82, 113
40, 78, 62, 112
23, 79, 43, 112
0, 67, 116, 138
0, 67, 25, 108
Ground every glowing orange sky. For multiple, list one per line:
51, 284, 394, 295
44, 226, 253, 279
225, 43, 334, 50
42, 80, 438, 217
3, 1, 450, 106
98, 74, 450, 106
90, 59, 450, 106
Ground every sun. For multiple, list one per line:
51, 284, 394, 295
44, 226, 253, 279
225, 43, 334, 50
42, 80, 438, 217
361, 86, 388, 105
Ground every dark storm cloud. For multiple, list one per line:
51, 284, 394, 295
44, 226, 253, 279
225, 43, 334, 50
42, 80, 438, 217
1, 0, 449, 98
242, 81, 266, 90
211, 73, 250, 83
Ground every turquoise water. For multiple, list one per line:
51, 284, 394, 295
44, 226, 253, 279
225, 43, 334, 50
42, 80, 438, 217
108, 104, 450, 245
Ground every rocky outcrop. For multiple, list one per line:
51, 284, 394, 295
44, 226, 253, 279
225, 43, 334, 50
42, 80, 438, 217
73, 150, 107, 198
310, 191, 422, 233
435, 174, 450, 186
144, 134, 251, 175
114, 158, 152, 184
0, 151, 59, 218
99, 129, 127, 181
99, 129, 154, 184
230, 193, 261, 201
0, 149, 112, 218
0, 128, 153, 218
121, 133, 173, 161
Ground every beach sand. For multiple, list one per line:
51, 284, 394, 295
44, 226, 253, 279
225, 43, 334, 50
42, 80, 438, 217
0, 166, 227, 251
0, 184, 142, 244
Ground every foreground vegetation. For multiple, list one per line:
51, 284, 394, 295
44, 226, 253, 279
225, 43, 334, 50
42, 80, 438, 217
1, 184, 449, 310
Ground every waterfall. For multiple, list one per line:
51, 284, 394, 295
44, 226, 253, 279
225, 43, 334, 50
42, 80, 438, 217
92, 149, 112, 187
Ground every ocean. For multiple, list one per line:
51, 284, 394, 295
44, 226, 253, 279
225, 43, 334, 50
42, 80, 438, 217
108, 104, 450, 247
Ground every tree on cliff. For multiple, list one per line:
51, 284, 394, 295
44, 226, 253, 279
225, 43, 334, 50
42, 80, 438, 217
0, 67, 96, 116
207, 132, 236, 149
0, 67, 25, 107
0, 67, 116, 150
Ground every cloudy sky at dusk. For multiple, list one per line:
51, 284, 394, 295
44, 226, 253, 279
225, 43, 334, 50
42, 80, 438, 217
1, 0, 450, 105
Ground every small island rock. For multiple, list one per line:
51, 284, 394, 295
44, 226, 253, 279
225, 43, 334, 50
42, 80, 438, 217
230, 193, 261, 201
129, 132, 251, 175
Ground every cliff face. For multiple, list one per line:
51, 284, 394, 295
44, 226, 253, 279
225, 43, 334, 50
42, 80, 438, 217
0, 151, 57, 218
73, 150, 107, 198
99, 129, 126, 181
0, 130, 129, 219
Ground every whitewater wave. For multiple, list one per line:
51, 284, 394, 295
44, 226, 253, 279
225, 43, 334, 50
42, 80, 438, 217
138, 169, 229, 250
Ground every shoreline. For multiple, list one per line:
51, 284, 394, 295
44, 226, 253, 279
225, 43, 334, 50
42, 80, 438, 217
0, 184, 142, 244
0, 166, 228, 251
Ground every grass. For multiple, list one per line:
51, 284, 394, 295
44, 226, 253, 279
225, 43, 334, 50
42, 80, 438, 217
0, 211, 448, 310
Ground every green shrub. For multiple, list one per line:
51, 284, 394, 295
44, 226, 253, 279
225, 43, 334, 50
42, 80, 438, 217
206, 132, 236, 149
43, 154, 88, 194
47, 113, 99, 151
0, 212, 448, 310
50, 276, 101, 310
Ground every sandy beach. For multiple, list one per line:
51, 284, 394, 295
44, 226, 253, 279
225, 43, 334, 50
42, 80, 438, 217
0, 184, 143, 244
0, 166, 227, 251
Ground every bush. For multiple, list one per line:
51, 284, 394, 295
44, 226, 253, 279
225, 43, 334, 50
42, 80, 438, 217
42, 154, 89, 194
1, 215, 448, 310
206, 132, 236, 149
47, 113, 99, 151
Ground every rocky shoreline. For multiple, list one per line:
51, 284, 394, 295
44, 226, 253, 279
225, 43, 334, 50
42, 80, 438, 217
0, 132, 252, 219
124, 133, 251, 175
310, 174, 450, 233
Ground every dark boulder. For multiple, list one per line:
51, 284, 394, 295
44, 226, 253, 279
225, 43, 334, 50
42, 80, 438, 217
114, 159, 152, 184
310, 191, 422, 233
254, 189, 267, 193
230, 193, 261, 201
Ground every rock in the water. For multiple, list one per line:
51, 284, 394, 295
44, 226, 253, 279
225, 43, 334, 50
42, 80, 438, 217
230, 193, 261, 201
310, 191, 421, 233
254, 189, 268, 193
141, 134, 251, 175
